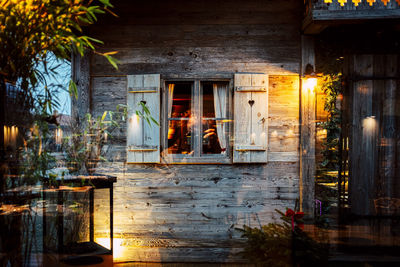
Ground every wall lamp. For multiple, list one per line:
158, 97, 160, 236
303, 63, 318, 93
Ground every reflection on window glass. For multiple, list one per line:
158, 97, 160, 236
202, 119, 222, 154
168, 120, 192, 154
167, 82, 193, 154
201, 82, 228, 155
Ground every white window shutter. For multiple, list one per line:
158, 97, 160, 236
233, 73, 268, 163
127, 74, 160, 163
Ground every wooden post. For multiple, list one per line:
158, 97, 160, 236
0, 78, 5, 198
71, 52, 91, 124
300, 35, 316, 217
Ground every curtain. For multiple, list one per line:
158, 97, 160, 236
213, 83, 227, 153
168, 83, 175, 117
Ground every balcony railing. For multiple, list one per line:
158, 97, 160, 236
304, 0, 400, 33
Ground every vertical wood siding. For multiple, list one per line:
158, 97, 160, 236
84, 0, 302, 262
348, 54, 400, 216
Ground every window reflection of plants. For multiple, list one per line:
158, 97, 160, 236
63, 106, 125, 175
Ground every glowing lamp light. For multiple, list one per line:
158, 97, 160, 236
95, 237, 125, 260
303, 63, 318, 94
304, 77, 317, 93
362, 116, 377, 135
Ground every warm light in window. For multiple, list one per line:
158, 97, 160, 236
303, 77, 317, 93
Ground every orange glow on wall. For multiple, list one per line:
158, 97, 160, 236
4, 125, 18, 148
95, 237, 125, 261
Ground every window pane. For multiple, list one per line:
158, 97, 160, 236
168, 83, 191, 118
202, 83, 215, 118
168, 120, 193, 154
167, 82, 193, 155
201, 82, 228, 155
202, 119, 223, 154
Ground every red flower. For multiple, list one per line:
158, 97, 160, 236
294, 211, 304, 220
285, 209, 295, 217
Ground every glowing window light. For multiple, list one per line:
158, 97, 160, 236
352, 0, 361, 6
367, 0, 376, 6
338, 0, 347, 6
381, 0, 390, 6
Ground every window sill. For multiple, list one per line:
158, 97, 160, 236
161, 156, 232, 164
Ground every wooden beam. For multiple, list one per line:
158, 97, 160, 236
312, 9, 400, 21
300, 35, 316, 217
71, 51, 91, 124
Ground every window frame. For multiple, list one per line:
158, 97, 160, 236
161, 77, 233, 164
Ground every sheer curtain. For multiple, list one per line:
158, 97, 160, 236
213, 83, 227, 153
168, 83, 175, 117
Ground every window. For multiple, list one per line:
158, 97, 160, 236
164, 80, 231, 163
126, 73, 268, 164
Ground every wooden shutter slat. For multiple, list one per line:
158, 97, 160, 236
127, 74, 160, 163
235, 145, 266, 151
235, 86, 267, 92
128, 88, 158, 93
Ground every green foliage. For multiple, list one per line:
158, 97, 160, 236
237, 209, 328, 267
135, 101, 159, 127
237, 222, 292, 267
18, 112, 57, 184
63, 109, 122, 175
0, 0, 118, 112
319, 73, 342, 177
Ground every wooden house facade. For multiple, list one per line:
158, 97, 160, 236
71, 0, 400, 263
304, 0, 400, 217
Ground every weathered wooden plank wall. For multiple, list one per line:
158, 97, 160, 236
348, 54, 400, 216
81, 0, 303, 262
